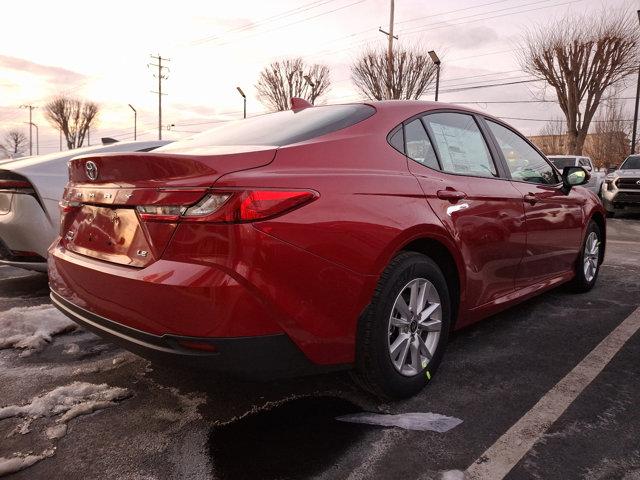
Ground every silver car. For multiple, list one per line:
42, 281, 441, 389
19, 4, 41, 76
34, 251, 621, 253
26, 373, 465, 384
601, 155, 640, 217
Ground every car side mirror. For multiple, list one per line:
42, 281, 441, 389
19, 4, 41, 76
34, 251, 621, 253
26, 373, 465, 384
561, 166, 589, 193
584, 164, 592, 172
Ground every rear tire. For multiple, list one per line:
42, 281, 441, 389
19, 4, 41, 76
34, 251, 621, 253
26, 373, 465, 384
354, 252, 451, 399
570, 220, 602, 293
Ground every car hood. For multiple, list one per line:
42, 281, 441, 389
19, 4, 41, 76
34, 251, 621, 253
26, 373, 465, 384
615, 169, 640, 177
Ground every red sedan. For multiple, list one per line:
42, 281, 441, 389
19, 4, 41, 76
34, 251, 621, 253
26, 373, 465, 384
49, 101, 605, 399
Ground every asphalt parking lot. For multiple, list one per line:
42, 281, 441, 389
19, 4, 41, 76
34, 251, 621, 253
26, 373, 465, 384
1, 217, 639, 480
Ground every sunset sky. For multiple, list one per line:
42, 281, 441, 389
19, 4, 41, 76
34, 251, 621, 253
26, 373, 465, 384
1, 0, 637, 154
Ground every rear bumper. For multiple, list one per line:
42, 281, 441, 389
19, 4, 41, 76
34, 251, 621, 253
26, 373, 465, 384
49, 222, 374, 366
50, 290, 329, 378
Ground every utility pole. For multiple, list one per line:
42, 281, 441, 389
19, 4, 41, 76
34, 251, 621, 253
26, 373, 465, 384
378, 0, 397, 99
149, 54, 170, 140
631, 10, 640, 155
128, 104, 137, 140
19, 105, 36, 156
25, 122, 39, 155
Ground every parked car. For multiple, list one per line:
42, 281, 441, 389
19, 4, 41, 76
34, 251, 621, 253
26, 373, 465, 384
547, 155, 604, 196
49, 101, 605, 399
0, 139, 171, 272
601, 154, 640, 216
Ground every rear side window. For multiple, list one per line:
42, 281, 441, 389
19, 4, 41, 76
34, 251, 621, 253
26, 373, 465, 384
423, 113, 497, 178
388, 127, 404, 153
159, 104, 375, 149
404, 119, 439, 170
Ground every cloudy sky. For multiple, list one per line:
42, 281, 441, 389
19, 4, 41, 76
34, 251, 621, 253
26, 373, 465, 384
1, 0, 638, 154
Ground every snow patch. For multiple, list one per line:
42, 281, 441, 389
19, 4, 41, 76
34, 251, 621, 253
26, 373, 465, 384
336, 412, 463, 433
0, 381, 130, 424
0, 305, 76, 355
0, 382, 131, 475
0, 449, 55, 476
441, 470, 466, 480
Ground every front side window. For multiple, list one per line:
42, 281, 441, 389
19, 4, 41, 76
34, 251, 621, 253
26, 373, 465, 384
487, 120, 559, 185
422, 113, 497, 178
404, 119, 439, 170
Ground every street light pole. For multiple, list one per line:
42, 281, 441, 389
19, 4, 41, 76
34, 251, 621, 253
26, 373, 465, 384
428, 50, 441, 102
303, 75, 316, 105
236, 87, 246, 119
25, 122, 38, 155
128, 104, 137, 140
20, 105, 36, 155
631, 10, 640, 155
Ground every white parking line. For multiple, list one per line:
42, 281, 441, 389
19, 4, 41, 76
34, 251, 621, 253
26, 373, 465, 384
466, 307, 640, 480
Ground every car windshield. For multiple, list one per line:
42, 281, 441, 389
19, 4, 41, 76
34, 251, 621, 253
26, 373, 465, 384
620, 156, 640, 170
159, 104, 375, 151
549, 157, 576, 169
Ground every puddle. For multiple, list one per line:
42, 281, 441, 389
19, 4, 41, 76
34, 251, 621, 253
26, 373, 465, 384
209, 396, 370, 480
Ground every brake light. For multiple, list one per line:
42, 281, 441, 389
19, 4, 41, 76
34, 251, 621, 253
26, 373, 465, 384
136, 189, 317, 223
0, 179, 34, 194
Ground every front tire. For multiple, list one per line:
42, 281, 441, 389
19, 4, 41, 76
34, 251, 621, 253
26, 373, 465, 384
570, 220, 602, 292
354, 252, 451, 399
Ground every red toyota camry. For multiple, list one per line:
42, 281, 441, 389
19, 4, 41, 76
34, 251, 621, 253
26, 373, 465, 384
49, 101, 605, 399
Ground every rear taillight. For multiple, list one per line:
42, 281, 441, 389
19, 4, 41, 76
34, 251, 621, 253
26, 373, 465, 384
136, 189, 317, 223
0, 179, 34, 194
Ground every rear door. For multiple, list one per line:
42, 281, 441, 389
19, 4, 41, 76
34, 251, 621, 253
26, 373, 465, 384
404, 111, 527, 309
483, 119, 584, 288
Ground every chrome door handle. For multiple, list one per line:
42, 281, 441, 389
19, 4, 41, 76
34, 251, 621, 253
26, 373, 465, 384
524, 193, 537, 205
437, 189, 467, 202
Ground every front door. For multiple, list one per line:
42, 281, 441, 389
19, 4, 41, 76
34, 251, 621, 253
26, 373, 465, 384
483, 119, 584, 288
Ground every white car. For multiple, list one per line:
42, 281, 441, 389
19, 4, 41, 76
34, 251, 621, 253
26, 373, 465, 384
0, 140, 171, 272
547, 155, 605, 197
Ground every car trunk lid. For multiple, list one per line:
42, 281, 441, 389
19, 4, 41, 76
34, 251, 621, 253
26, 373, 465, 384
60, 148, 276, 267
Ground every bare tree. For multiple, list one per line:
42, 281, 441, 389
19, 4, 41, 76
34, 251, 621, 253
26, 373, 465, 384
44, 96, 99, 149
351, 44, 439, 100
584, 97, 630, 169
518, 9, 639, 155
256, 58, 331, 111
2, 130, 28, 157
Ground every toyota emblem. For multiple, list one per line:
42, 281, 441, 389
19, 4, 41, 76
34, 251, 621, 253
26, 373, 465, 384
85, 161, 98, 181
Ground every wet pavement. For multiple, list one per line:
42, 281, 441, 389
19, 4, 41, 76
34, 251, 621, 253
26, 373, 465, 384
0, 216, 639, 480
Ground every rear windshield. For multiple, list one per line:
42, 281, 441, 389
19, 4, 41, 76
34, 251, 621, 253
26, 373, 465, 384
549, 157, 576, 169
160, 104, 375, 150
620, 156, 640, 169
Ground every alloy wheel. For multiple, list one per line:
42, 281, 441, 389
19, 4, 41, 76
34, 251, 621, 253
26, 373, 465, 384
387, 278, 442, 377
583, 231, 600, 283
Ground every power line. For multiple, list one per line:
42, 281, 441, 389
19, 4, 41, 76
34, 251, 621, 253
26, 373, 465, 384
188, 0, 342, 46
